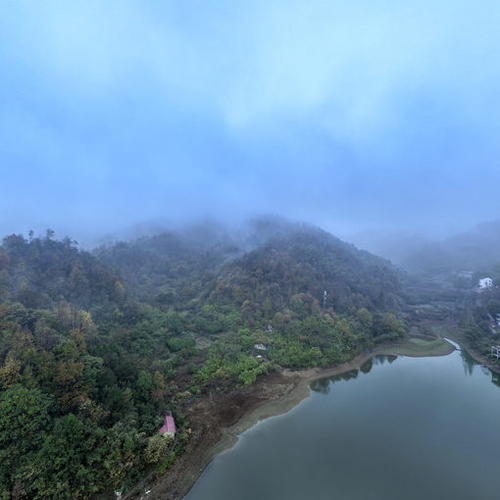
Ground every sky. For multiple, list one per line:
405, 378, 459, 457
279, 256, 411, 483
1, 0, 500, 243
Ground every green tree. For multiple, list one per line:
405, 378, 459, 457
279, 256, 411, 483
145, 434, 171, 464
26, 415, 107, 498
0, 385, 53, 492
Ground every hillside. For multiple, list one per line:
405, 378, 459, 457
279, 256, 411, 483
0, 220, 407, 498
0, 232, 124, 311
210, 226, 402, 320
94, 228, 239, 305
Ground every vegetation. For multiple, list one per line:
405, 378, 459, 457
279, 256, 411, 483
373, 337, 454, 357
0, 219, 407, 497
457, 288, 500, 357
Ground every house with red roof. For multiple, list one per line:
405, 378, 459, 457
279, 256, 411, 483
159, 412, 176, 438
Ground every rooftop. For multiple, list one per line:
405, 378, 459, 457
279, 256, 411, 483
159, 414, 176, 436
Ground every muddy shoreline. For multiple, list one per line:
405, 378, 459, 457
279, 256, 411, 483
146, 352, 373, 500
139, 339, 455, 500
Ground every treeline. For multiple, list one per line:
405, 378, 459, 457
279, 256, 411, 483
0, 220, 407, 498
0, 232, 124, 312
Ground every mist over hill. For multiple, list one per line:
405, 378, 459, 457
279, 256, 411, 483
351, 220, 500, 278
94, 217, 402, 314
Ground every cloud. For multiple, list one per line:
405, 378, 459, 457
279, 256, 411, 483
1, 0, 500, 238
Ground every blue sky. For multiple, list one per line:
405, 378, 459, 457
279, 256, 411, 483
1, 0, 500, 241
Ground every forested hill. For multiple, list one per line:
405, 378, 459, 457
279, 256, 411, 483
94, 227, 240, 305
96, 220, 402, 316
210, 226, 402, 321
0, 220, 407, 498
0, 232, 125, 311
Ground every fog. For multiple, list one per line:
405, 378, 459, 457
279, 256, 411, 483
1, 1, 500, 246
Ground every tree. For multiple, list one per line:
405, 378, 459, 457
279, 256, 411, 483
0, 385, 52, 450
0, 355, 21, 389
0, 386, 53, 493
145, 434, 171, 464
26, 415, 107, 498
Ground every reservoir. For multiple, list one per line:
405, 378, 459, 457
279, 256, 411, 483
186, 349, 500, 500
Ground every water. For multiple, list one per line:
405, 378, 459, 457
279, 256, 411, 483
186, 350, 500, 500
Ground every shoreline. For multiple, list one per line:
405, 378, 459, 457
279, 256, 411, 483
143, 337, 455, 499
158, 352, 376, 500
212, 351, 375, 453
190, 337, 459, 471
444, 331, 500, 375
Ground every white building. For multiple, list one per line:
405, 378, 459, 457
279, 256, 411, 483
254, 343, 268, 351
479, 277, 494, 289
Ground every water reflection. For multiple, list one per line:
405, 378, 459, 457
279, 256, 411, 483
360, 359, 373, 374
373, 354, 397, 365
310, 356, 399, 394
491, 371, 500, 388
310, 368, 359, 394
459, 347, 500, 385
312, 351, 500, 395
460, 348, 478, 376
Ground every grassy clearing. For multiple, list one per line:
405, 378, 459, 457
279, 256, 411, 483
374, 337, 455, 357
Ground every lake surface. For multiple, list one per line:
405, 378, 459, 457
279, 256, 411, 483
186, 348, 500, 500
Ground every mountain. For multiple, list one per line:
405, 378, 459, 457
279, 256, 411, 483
352, 221, 500, 278
95, 218, 403, 314
209, 225, 402, 321
0, 219, 407, 498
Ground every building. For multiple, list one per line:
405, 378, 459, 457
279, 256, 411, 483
490, 346, 500, 359
479, 277, 494, 289
254, 343, 268, 351
159, 412, 176, 438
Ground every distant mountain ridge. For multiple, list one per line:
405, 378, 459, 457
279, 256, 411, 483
352, 220, 500, 277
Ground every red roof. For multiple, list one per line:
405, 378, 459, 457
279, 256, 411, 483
159, 414, 176, 435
